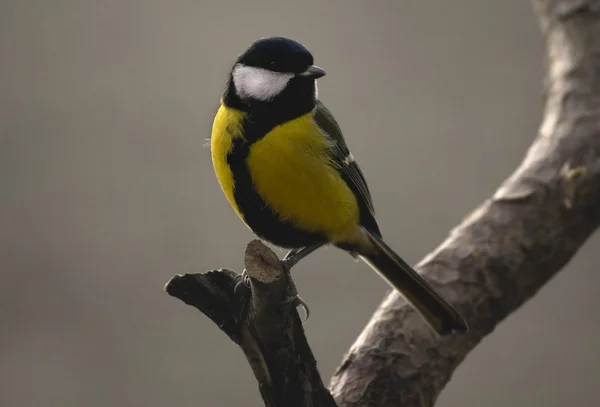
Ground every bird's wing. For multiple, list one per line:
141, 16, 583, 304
313, 100, 381, 236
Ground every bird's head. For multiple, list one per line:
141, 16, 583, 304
223, 37, 326, 115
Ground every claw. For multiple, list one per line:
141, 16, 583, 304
234, 269, 250, 286
294, 296, 310, 323
279, 265, 310, 324
234, 280, 247, 296
234, 269, 251, 299
234, 261, 310, 323
281, 294, 310, 323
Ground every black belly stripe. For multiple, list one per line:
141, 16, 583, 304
226, 118, 327, 249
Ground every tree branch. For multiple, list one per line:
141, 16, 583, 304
330, 1, 600, 405
166, 1, 600, 406
165, 240, 337, 407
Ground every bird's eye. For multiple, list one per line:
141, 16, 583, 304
269, 61, 276, 65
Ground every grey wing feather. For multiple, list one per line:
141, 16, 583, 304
313, 100, 381, 235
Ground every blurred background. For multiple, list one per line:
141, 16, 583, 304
1, 1, 599, 406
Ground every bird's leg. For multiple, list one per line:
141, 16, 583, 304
233, 248, 299, 295
233, 269, 251, 298
281, 243, 324, 269
234, 243, 325, 322
236, 244, 322, 288
279, 243, 325, 322
282, 248, 301, 261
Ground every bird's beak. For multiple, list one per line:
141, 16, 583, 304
297, 65, 326, 79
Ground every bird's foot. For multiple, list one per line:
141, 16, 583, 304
279, 259, 310, 323
281, 294, 310, 323
233, 260, 310, 323
233, 269, 251, 299
280, 257, 295, 272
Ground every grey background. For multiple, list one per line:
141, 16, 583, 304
1, 1, 599, 406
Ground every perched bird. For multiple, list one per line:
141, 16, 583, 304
210, 36, 468, 335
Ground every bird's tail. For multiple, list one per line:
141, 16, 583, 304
358, 228, 468, 335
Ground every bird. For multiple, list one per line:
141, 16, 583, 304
210, 36, 468, 335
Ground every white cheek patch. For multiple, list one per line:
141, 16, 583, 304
232, 64, 294, 101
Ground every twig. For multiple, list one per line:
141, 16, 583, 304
165, 240, 338, 407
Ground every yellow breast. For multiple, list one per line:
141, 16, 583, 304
210, 104, 245, 222
211, 103, 360, 242
246, 113, 359, 240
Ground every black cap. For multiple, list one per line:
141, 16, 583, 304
237, 37, 315, 75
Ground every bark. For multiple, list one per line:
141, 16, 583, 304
331, 1, 600, 405
166, 1, 600, 406
165, 241, 338, 407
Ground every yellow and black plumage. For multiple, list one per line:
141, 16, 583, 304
210, 36, 468, 335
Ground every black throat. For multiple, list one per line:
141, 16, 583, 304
222, 74, 316, 142
221, 73, 327, 249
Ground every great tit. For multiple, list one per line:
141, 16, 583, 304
210, 36, 468, 335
